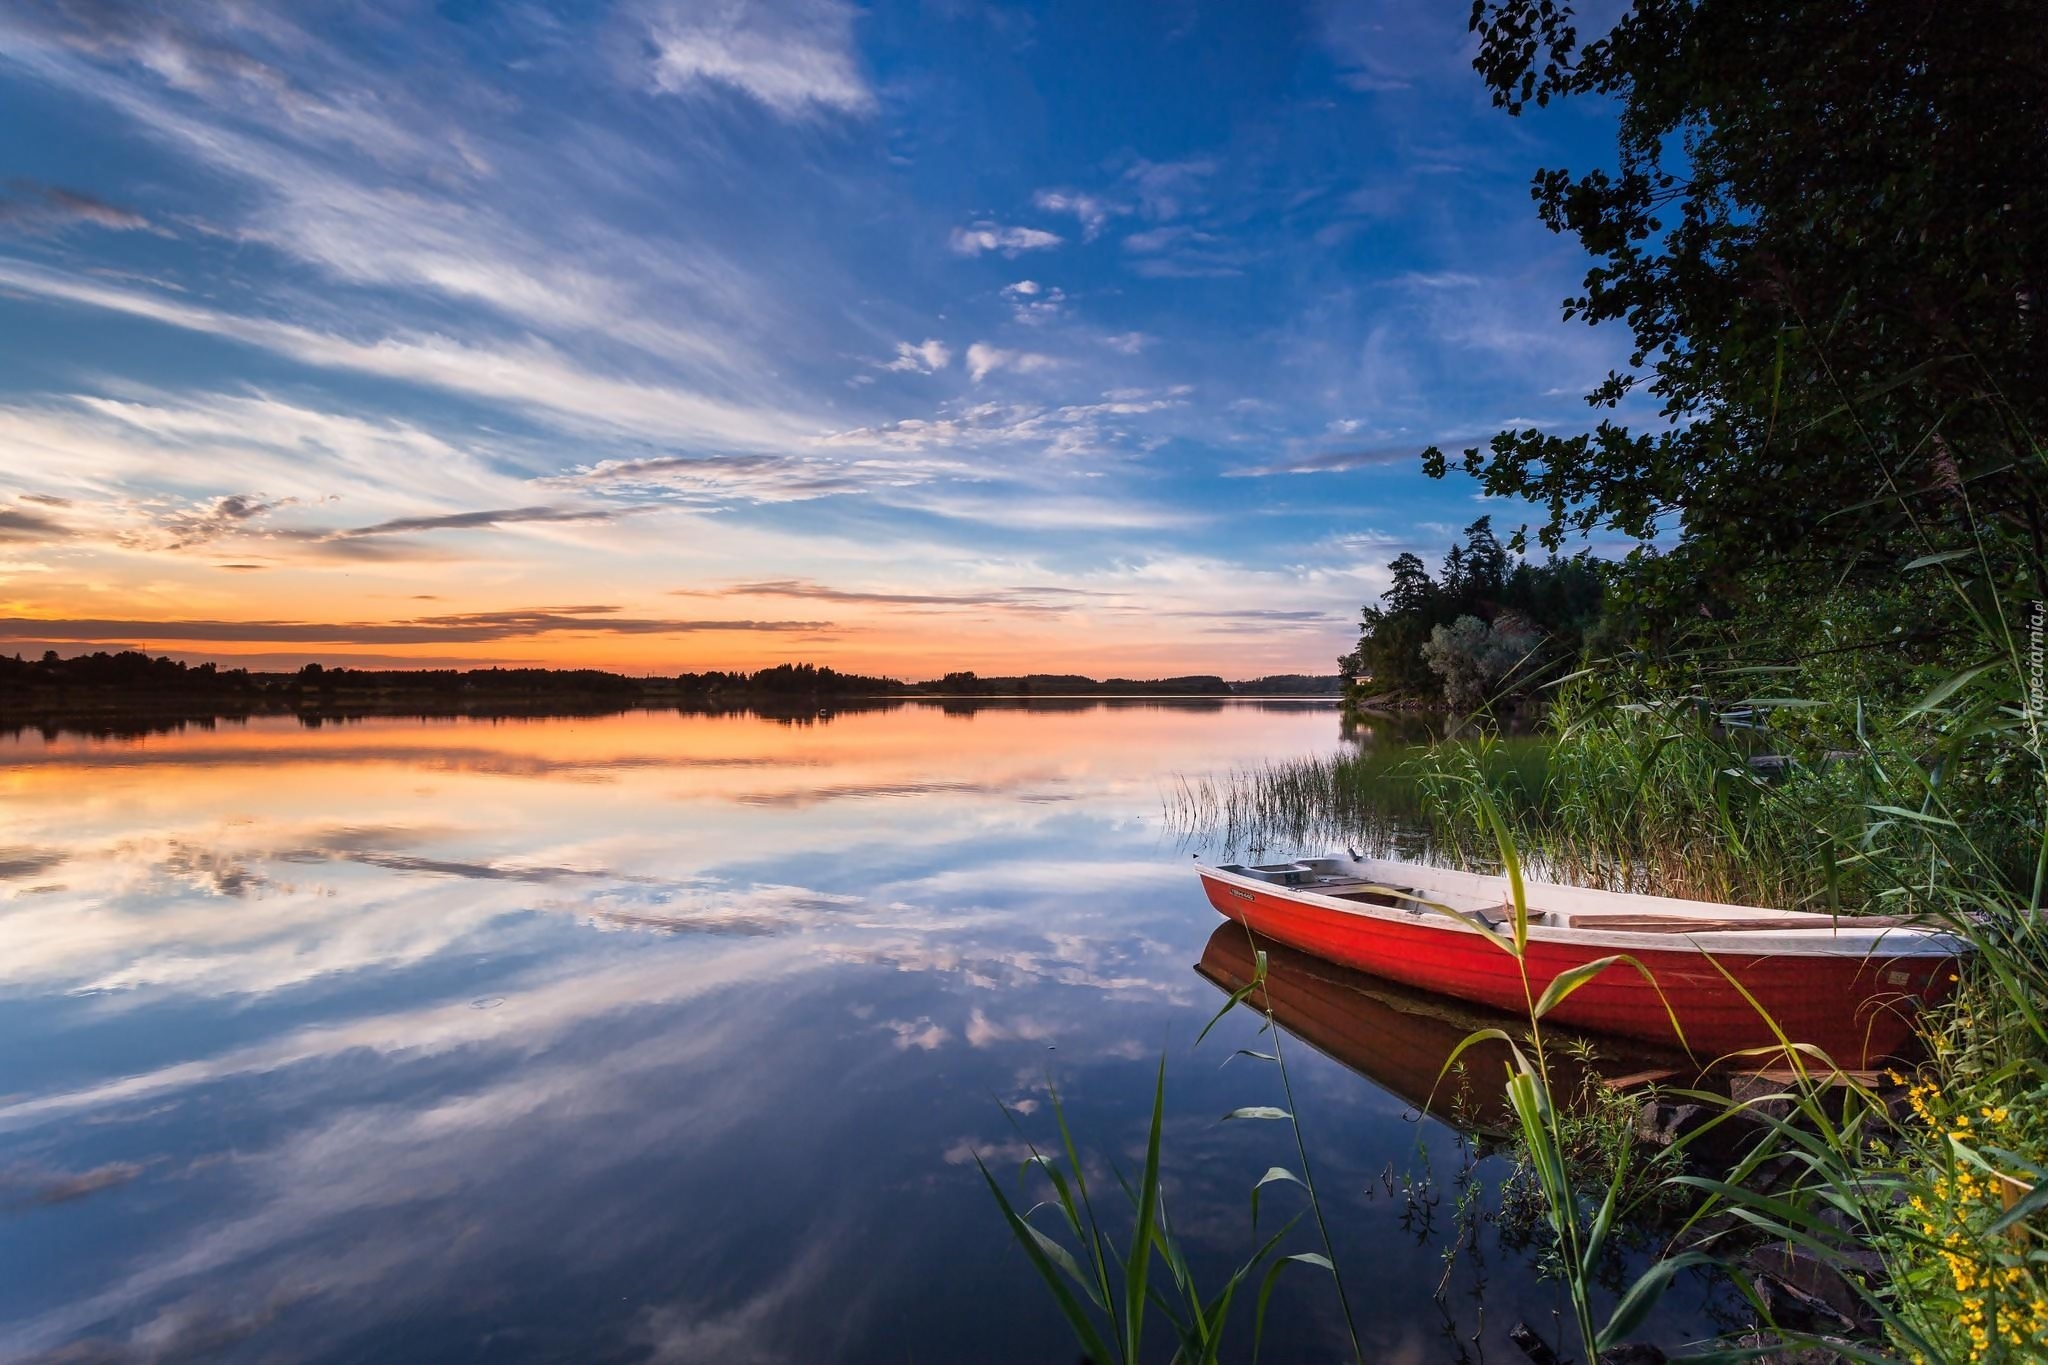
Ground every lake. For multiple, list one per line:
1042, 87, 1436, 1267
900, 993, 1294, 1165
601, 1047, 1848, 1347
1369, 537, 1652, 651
0, 703, 1715, 1362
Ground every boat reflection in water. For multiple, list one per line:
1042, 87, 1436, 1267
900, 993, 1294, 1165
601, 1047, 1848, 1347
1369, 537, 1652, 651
1195, 925, 1689, 1138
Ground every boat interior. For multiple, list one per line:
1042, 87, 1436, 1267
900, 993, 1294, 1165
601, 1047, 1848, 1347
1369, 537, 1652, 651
1216, 858, 1921, 934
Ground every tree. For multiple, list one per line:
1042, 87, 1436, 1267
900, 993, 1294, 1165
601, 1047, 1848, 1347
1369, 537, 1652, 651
1441, 517, 1510, 600
1343, 553, 1441, 694
1430, 0, 2048, 601
1342, 524, 1607, 702
1423, 613, 1547, 711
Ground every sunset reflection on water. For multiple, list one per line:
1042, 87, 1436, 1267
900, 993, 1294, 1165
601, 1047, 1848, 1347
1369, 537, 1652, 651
0, 702, 1701, 1362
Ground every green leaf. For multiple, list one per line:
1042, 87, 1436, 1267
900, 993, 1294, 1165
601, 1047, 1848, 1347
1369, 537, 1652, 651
1864, 803, 1959, 827
1470, 781, 1530, 954
1534, 951, 1687, 1055
1596, 1251, 1715, 1351
1411, 893, 1519, 955
1123, 1057, 1167, 1363
1250, 1166, 1304, 1232
1984, 1177, 2048, 1237
1043, 1078, 1120, 1329
1902, 548, 1973, 570
1531, 954, 1628, 1020
1728, 696, 1833, 710
1581, 1171, 1622, 1282
1905, 660, 2003, 718
1252, 1250, 1324, 1365
977, 1158, 1120, 1364
1195, 981, 1261, 1048
1431, 1027, 1529, 1100
1020, 1218, 1101, 1304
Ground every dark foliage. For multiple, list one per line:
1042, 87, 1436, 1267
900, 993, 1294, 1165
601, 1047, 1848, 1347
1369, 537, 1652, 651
0, 651, 911, 706
1340, 518, 1607, 698
0, 654, 1306, 718
1430, 0, 2048, 601
745, 662, 902, 695
0, 650, 240, 691
1229, 674, 1346, 696
919, 672, 1233, 696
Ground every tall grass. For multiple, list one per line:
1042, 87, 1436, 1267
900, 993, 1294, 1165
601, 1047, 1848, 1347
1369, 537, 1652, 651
1416, 693, 1849, 907
1467, 543, 2048, 1356
1177, 678, 2036, 917
1051, 429, 2048, 1360
1152, 559, 2048, 1359
980, 943, 1363, 1364
1416, 764, 1715, 1361
1164, 735, 1549, 864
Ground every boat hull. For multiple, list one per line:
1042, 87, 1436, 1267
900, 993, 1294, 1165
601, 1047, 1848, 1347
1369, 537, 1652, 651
1197, 926, 1688, 1134
1200, 872, 1958, 1067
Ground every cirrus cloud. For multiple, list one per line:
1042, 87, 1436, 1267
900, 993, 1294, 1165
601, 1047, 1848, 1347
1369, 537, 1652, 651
948, 223, 1062, 258
641, 0, 875, 118
0, 607, 831, 647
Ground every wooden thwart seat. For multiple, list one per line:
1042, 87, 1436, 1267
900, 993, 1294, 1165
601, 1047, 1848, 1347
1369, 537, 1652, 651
1327, 886, 1422, 908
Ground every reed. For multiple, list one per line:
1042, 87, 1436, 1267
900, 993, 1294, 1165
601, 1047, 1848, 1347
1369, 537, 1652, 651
1081, 417, 2048, 1359
980, 945, 1363, 1364
1407, 763, 1717, 1362
1432, 526, 2048, 1357
1154, 619, 2045, 1358
1164, 735, 1548, 865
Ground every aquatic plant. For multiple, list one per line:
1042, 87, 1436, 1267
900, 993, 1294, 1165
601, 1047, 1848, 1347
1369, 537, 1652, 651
979, 946, 1362, 1365
1163, 733, 1548, 865
1410, 765, 1714, 1362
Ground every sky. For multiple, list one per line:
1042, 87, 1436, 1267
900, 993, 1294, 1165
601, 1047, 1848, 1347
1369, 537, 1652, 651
0, 0, 1635, 679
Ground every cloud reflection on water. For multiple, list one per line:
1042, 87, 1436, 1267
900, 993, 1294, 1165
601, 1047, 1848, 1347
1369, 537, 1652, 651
0, 703, 1641, 1363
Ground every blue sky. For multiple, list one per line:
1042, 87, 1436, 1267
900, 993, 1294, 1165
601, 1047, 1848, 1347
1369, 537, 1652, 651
0, 0, 1633, 676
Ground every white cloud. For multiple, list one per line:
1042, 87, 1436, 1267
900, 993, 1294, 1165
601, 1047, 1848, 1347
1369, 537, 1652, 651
1102, 332, 1151, 355
1001, 280, 1065, 325
964, 343, 1058, 383
643, 0, 874, 117
558, 451, 953, 503
1318, 0, 1465, 94
882, 339, 951, 373
0, 391, 570, 566
1031, 163, 1213, 236
1031, 189, 1117, 239
823, 391, 1185, 456
948, 223, 1063, 258
2, 18, 677, 344
0, 261, 829, 450
1394, 270, 1483, 290
0, 12, 879, 463
963, 1008, 1055, 1048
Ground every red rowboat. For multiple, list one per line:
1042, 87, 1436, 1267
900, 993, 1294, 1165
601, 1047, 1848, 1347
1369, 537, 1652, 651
1198, 855, 1967, 1068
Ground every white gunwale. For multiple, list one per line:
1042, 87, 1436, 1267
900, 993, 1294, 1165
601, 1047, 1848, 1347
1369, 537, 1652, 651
1200, 855, 1968, 960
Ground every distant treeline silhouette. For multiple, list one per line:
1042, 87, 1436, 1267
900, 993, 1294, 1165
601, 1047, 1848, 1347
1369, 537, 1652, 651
0, 651, 1341, 710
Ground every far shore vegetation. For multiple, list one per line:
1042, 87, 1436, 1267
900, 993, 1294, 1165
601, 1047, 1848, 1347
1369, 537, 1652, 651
0, 648, 1342, 733
990, 1, 2048, 1362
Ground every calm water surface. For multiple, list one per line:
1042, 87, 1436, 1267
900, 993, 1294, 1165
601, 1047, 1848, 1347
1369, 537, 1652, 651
0, 703, 1714, 1362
